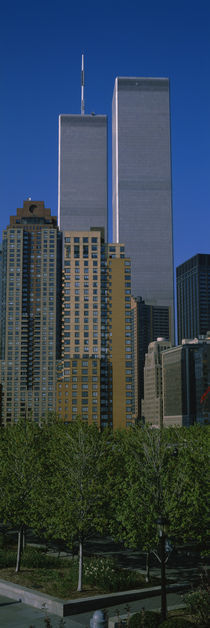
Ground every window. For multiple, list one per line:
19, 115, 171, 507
74, 245, 80, 258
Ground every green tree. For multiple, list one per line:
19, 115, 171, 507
36, 419, 109, 591
108, 425, 209, 580
0, 419, 43, 572
165, 425, 209, 545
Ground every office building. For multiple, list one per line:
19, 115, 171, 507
131, 296, 171, 418
58, 115, 108, 238
0, 201, 61, 425
141, 338, 171, 427
56, 229, 134, 429
162, 335, 210, 427
112, 77, 174, 341
177, 254, 210, 344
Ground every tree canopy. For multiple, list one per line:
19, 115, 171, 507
0, 419, 208, 584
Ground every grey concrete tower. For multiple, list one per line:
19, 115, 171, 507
112, 77, 174, 341
58, 114, 108, 238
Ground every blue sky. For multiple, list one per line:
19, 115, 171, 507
1, 0, 209, 269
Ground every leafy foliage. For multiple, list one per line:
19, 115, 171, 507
83, 556, 146, 592
128, 610, 160, 627
183, 586, 210, 627
160, 619, 192, 627
33, 419, 110, 590
0, 419, 43, 529
0, 420, 208, 587
34, 420, 108, 541
107, 425, 209, 553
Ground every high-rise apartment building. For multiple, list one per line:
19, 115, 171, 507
162, 336, 210, 426
177, 254, 210, 344
0, 201, 61, 425
58, 115, 108, 238
112, 77, 174, 340
141, 338, 171, 427
56, 229, 134, 429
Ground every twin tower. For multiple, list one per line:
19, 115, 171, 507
58, 76, 174, 341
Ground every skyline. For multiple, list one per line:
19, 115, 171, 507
1, 0, 210, 272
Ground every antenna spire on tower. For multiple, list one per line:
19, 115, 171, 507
81, 53, 85, 115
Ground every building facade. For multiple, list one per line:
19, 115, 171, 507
131, 296, 171, 419
56, 229, 134, 429
112, 77, 174, 340
162, 336, 210, 427
0, 201, 61, 425
141, 338, 171, 427
177, 254, 210, 344
58, 115, 108, 238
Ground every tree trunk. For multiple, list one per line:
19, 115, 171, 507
22, 525, 26, 551
77, 540, 83, 592
16, 525, 23, 573
145, 551, 150, 582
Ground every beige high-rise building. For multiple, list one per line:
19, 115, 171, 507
141, 338, 171, 427
56, 229, 135, 429
0, 201, 61, 425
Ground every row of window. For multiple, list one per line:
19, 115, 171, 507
65, 236, 98, 243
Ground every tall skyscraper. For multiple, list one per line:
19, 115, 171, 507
177, 254, 210, 344
112, 77, 174, 340
58, 114, 108, 237
0, 201, 61, 425
56, 229, 135, 429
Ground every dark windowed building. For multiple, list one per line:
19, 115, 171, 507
131, 296, 171, 419
177, 254, 210, 344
